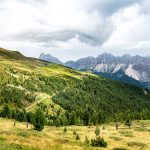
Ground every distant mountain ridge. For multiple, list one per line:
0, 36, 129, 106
65, 53, 150, 89
38, 52, 150, 89
39, 53, 63, 64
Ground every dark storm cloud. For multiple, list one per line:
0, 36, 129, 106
10, 24, 114, 47
11, 30, 99, 45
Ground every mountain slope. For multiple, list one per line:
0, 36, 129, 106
65, 53, 150, 89
0, 47, 28, 60
0, 48, 150, 125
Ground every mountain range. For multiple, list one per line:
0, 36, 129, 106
39, 53, 150, 89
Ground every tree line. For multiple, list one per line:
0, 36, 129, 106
0, 104, 150, 131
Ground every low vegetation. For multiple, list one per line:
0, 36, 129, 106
127, 142, 147, 148
0, 118, 150, 150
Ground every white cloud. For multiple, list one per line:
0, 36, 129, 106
0, 0, 150, 61
102, 1, 150, 56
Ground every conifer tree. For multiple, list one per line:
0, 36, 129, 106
33, 108, 45, 131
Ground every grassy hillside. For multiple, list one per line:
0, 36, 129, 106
0, 48, 150, 126
0, 118, 150, 150
0, 48, 28, 60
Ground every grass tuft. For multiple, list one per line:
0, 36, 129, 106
109, 136, 122, 141
119, 130, 134, 137
127, 142, 146, 148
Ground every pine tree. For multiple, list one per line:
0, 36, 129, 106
33, 108, 45, 131
2, 104, 11, 118
76, 134, 80, 140
95, 126, 100, 137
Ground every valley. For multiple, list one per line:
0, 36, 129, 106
0, 48, 150, 150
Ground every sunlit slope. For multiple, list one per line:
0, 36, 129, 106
0, 48, 28, 60
0, 118, 150, 150
0, 48, 92, 113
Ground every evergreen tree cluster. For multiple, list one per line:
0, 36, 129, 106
53, 77, 150, 125
0, 66, 150, 127
0, 104, 45, 131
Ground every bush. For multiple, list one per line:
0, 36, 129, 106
73, 131, 77, 135
76, 134, 80, 140
84, 136, 90, 145
91, 136, 107, 147
64, 127, 67, 133
95, 126, 100, 137
0, 137, 6, 142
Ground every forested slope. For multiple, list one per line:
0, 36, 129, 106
0, 48, 150, 126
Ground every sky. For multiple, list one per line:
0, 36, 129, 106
0, 0, 150, 62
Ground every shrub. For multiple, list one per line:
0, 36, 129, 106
76, 134, 80, 140
95, 126, 100, 137
91, 136, 107, 147
64, 127, 67, 133
73, 131, 77, 135
0, 137, 6, 141
84, 136, 90, 145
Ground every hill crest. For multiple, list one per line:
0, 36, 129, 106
0, 47, 28, 60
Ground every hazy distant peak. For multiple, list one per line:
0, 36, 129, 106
39, 53, 63, 64
122, 54, 131, 58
